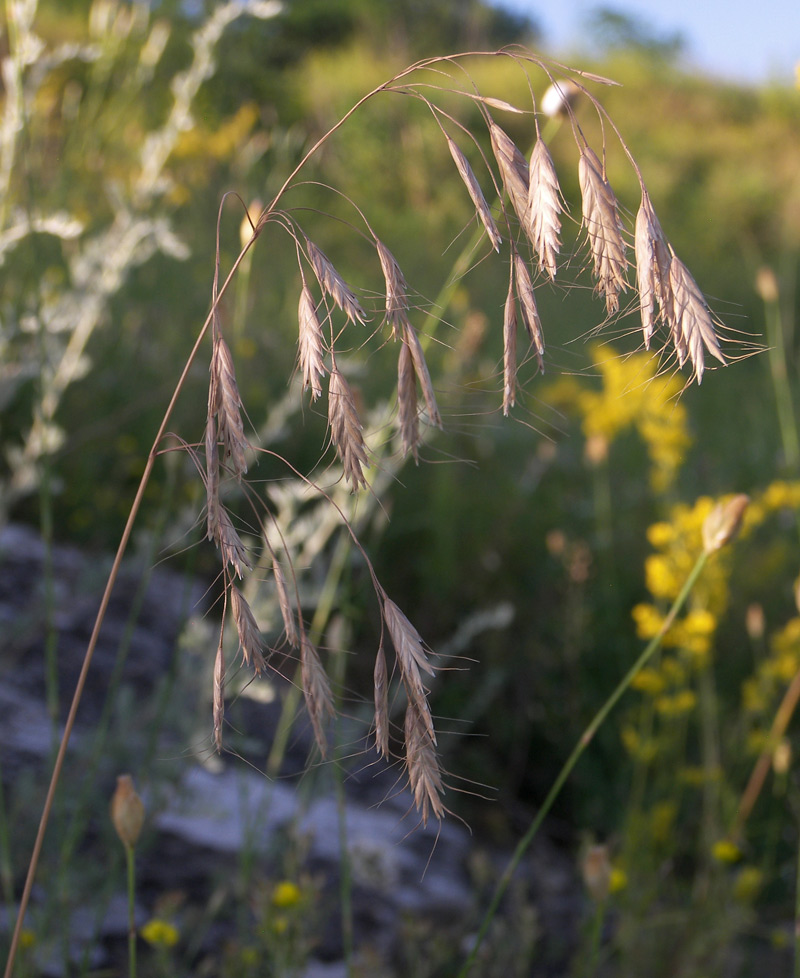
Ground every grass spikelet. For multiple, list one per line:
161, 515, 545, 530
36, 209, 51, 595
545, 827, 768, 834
526, 138, 563, 280
382, 595, 437, 745
513, 253, 545, 362
578, 146, 628, 315
297, 284, 327, 400
374, 643, 390, 759
229, 584, 267, 673
503, 275, 518, 415
216, 506, 252, 578
397, 336, 420, 460
376, 239, 411, 338
300, 632, 334, 757
328, 360, 369, 490
305, 236, 366, 325
213, 641, 224, 753
272, 554, 298, 648
668, 252, 726, 383
402, 323, 442, 429
635, 189, 672, 349
445, 132, 502, 252
488, 120, 529, 228
404, 701, 445, 825
210, 333, 249, 479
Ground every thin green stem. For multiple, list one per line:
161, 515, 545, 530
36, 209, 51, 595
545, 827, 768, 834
457, 549, 710, 977
126, 845, 137, 978
765, 291, 800, 472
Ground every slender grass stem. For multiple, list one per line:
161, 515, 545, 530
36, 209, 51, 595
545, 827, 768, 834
457, 549, 710, 977
126, 845, 137, 978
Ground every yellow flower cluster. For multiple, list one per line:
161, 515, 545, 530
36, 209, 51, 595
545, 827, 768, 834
544, 344, 691, 493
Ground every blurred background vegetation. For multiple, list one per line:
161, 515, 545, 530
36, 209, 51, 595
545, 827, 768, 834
3, 0, 800, 974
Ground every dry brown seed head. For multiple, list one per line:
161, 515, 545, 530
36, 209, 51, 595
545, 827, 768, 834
445, 133, 502, 253
216, 506, 252, 578
578, 146, 627, 315
397, 336, 420, 460
634, 190, 672, 348
305, 236, 366, 325
301, 633, 334, 757
376, 239, 411, 339
210, 334, 249, 478
374, 643, 390, 759
489, 121, 529, 228
526, 139, 563, 281
503, 276, 518, 416
668, 253, 726, 384
702, 494, 749, 554
328, 363, 370, 490
404, 701, 445, 825
297, 284, 327, 400
513, 253, 544, 359
229, 585, 267, 673
110, 774, 144, 850
272, 555, 298, 648
402, 323, 442, 428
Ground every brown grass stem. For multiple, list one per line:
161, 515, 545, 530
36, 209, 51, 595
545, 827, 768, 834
457, 549, 710, 977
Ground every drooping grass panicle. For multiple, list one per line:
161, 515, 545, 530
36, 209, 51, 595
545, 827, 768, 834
300, 631, 334, 757
668, 250, 726, 384
503, 273, 518, 416
526, 137, 563, 281
328, 358, 370, 490
445, 132, 502, 253
297, 282, 327, 401
376, 238, 412, 339
397, 335, 420, 460
304, 235, 366, 326
578, 145, 628, 316
635, 188, 672, 349
488, 119, 530, 229
229, 584, 267, 674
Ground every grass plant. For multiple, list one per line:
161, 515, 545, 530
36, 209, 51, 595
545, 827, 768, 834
2, 1, 800, 976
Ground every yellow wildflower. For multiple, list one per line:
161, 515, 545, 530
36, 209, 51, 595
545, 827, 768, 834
271, 881, 302, 909
141, 919, 179, 948
650, 800, 678, 844
734, 866, 763, 902
632, 603, 664, 640
630, 667, 666, 695
609, 866, 628, 894
711, 839, 743, 864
